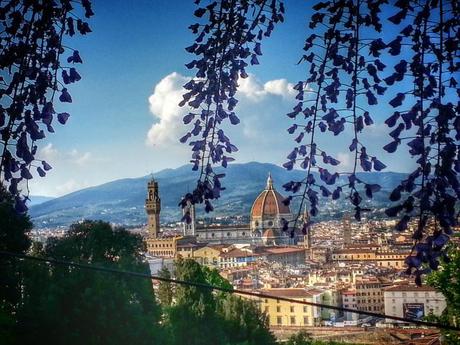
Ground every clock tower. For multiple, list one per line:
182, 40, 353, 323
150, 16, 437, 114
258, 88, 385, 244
145, 178, 161, 238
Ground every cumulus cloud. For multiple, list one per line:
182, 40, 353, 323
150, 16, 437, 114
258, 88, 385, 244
263, 79, 297, 99
237, 74, 297, 101
146, 72, 299, 147
38, 143, 92, 167
146, 72, 189, 147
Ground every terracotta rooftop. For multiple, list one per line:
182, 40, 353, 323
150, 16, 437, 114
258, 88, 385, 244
344, 244, 380, 249
177, 243, 201, 249
259, 288, 319, 299
383, 285, 438, 292
342, 290, 357, 295
263, 247, 306, 255
207, 244, 231, 250
355, 277, 381, 284
333, 248, 376, 254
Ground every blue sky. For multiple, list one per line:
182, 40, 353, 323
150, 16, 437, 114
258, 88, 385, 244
29, 1, 416, 197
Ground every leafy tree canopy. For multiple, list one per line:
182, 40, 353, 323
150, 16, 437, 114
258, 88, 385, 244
15, 220, 163, 345
426, 245, 460, 344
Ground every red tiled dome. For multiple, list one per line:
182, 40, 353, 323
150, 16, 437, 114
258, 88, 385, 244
251, 173, 291, 218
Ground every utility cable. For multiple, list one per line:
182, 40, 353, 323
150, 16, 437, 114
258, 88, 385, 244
0, 250, 458, 332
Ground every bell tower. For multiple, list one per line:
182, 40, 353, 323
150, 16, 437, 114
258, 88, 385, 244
342, 214, 352, 247
182, 200, 196, 236
146, 178, 161, 238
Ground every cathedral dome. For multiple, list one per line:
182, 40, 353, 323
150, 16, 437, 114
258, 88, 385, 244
250, 173, 291, 219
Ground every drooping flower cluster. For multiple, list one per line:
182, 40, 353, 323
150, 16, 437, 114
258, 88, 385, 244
380, 0, 459, 285
180, 0, 459, 281
179, 0, 284, 218
0, 0, 93, 212
283, 0, 388, 236
284, 0, 459, 282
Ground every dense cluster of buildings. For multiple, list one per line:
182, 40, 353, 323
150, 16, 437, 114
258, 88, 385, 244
142, 175, 452, 332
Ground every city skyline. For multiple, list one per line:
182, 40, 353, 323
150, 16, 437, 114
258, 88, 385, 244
28, 1, 418, 197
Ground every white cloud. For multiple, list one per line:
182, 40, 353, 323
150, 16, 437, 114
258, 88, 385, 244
146, 72, 299, 147
72, 151, 92, 166
28, 145, 95, 196
263, 79, 297, 99
55, 179, 91, 195
39, 145, 92, 167
146, 72, 189, 147
237, 74, 297, 101
39, 143, 59, 162
336, 152, 354, 171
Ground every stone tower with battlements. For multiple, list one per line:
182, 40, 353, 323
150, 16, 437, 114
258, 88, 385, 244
182, 200, 196, 236
145, 178, 161, 238
342, 214, 352, 247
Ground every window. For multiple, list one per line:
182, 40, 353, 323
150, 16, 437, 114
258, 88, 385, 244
268, 220, 273, 226
304, 316, 309, 325
290, 316, 296, 325
276, 306, 281, 313
290, 306, 294, 313
303, 306, 308, 313
227, 232, 231, 237
264, 306, 268, 313
277, 316, 282, 325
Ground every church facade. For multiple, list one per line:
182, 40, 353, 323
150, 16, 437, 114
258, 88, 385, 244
145, 173, 301, 258
194, 173, 294, 245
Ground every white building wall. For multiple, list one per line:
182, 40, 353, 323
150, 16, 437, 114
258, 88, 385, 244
383, 289, 446, 323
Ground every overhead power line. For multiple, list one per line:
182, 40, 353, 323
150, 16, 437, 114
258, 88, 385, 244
0, 250, 458, 332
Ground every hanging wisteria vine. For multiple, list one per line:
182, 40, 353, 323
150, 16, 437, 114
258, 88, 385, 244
381, 0, 459, 285
180, 0, 459, 281
178, 0, 284, 218
282, 0, 388, 235
0, 0, 93, 212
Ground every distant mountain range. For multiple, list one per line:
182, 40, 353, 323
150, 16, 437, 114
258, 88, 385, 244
30, 162, 407, 228
28, 195, 56, 207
